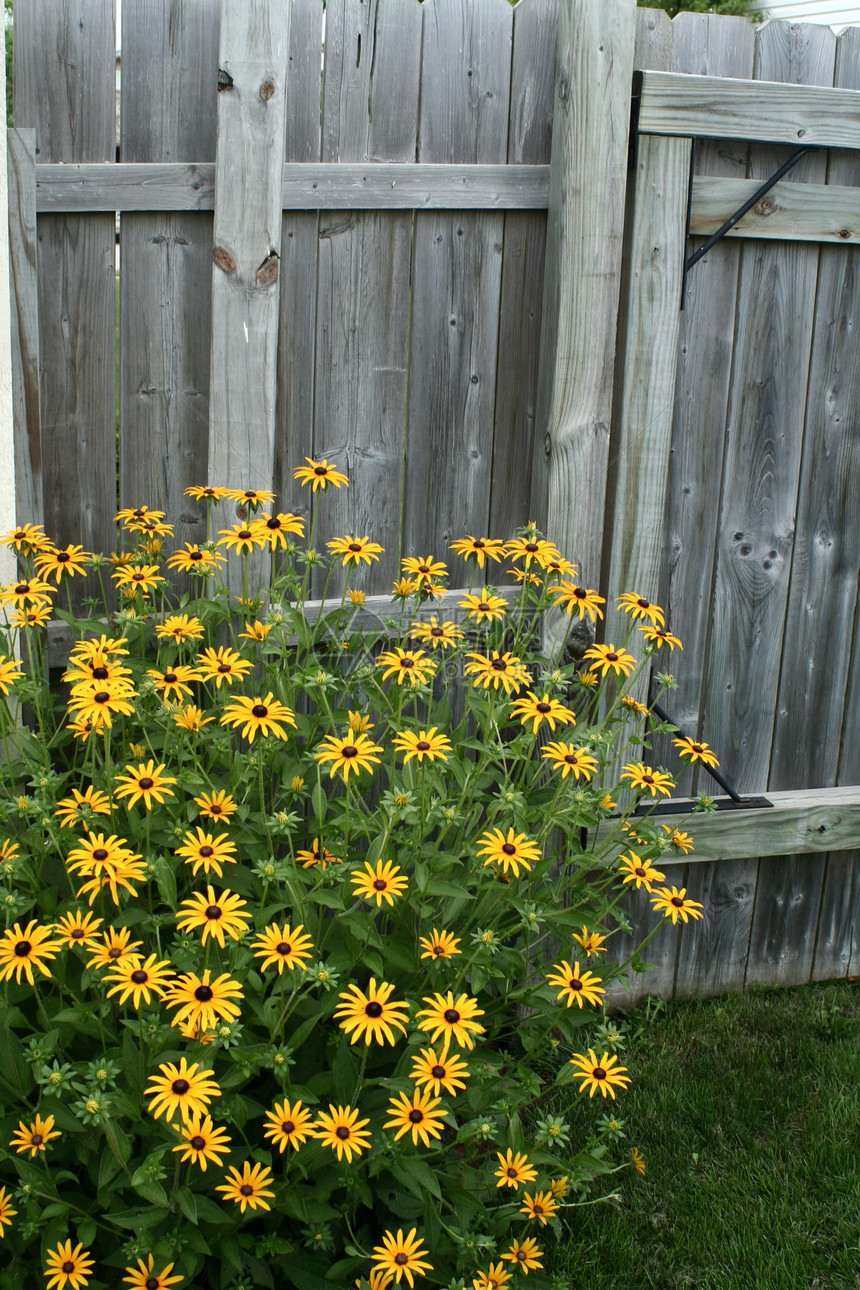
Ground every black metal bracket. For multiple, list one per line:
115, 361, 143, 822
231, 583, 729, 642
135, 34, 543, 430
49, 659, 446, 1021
680, 144, 812, 311
648, 693, 772, 809
633, 794, 772, 817
628, 93, 641, 172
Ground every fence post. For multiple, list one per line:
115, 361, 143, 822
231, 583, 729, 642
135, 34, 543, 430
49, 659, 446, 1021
531, 0, 636, 600
0, 56, 16, 587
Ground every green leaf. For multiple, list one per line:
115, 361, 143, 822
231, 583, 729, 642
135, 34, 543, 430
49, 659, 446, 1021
312, 889, 345, 911
279, 1252, 338, 1290
311, 781, 327, 824
176, 1186, 198, 1224
192, 1194, 228, 1225
333, 1038, 358, 1104
0, 1025, 32, 1098
389, 1156, 441, 1201
77, 1217, 97, 1247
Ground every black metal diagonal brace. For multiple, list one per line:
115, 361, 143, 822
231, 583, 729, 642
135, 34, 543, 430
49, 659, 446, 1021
680, 144, 813, 310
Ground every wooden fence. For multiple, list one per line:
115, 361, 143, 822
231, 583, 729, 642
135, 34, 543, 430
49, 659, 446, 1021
8, 0, 860, 1003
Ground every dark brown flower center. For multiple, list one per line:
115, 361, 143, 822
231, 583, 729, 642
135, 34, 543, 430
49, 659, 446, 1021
252, 705, 268, 718
282, 1120, 295, 1134
62, 1261, 75, 1274
365, 1001, 383, 1017
418, 565, 430, 574
190, 1136, 206, 1150
314, 465, 328, 476
570, 978, 582, 991
478, 602, 490, 611
507, 1167, 518, 1178
431, 1064, 446, 1079
71, 928, 84, 939
491, 659, 507, 671
238, 531, 252, 541
91, 666, 109, 679
130, 969, 148, 984
536, 702, 551, 713
400, 658, 414, 669
200, 846, 214, 857
533, 1203, 544, 1214
164, 672, 178, 684
635, 867, 646, 877
93, 848, 108, 861
416, 740, 430, 751
266, 518, 280, 530
671, 896, 684, 907
172, 1079, 190, 1094
348, 543, 362, 553
138, 777, 154, 790
276, 942, 292, 956
395, 1254, 409, 1266
593, 1067, 606, 1080
432, 945, 445, 956
641, 774, 654, 785
502, 843, 516, 855
15, 583, 27, 594
205, 905, 222, 920
146, 1279, 159, 1290
525, 542, 538, 552
409, 1109, 424, 1123
132, 572, 145, 582
444, 1008, 460, 1024
217, 663, 231, 675
31, 1132, 43, 1145
209, 804, 222, 814
14, 941, 30, 956
336, 1125, 350, 1139
194, 985, 214, 1001
692, 744, 704, 754
108, 946, 123, 958
94, 691, 110, 703
373, 879, 387, 891
189, 550, 203, 561
430, 626, 443, 636
606, 652, 618, 662
342, 745, 358, 758
240, 1184, 253, 1196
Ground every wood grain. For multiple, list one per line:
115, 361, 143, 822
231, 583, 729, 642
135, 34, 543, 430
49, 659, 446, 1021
7, 129, 42, 529
690, 176, 860, 244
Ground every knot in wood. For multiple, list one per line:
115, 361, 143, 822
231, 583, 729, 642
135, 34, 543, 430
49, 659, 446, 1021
754, 197, 773, 217
217, 68, 234, 92
837, 228, 853, 240
255, 251, 280, 287
260, 80, 275, 102
214, 246, 235, 274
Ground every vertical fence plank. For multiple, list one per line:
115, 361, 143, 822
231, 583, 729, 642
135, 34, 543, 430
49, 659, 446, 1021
530, 0, 635, 594
274, 0, 323, 518
311, 0, 422, 593
120, 0, 220, 551
7, 128, 41, 530
402, 0, 513, 564
208, 0, 290, 590
488, 0, 557, 547
661, 13, 757, 1004
15, 0, 116, 606
718, 22, 837, 990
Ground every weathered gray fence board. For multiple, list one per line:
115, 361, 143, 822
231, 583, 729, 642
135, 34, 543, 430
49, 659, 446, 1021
659, 13, 757, 1000
7, 129, 42, 529
638, 68, 860, 148
120, 0, 220, 555
15, 0, 116, 608
274, 0, 323, 518
690, 176, 860, 244
402, 0, 513, 562
488, 0, 557, 545
530, 0, 636, 596
208, 0, 290, 543
721, 22, 837, 990
311, 0, 422, 593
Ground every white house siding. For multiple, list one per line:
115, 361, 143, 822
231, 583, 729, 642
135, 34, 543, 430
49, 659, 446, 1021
750, 2, 860, 26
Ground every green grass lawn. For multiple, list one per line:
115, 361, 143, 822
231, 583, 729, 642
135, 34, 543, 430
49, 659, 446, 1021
552, 980, 860, 1290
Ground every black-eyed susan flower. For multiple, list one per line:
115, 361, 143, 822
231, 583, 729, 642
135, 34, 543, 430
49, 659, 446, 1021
216, 1160, 276, 1213
166, 544, 225, 574
0, 656, 24, 696
662, 825, 694, 854
334, 979, 410, 1047
500, 1237, 543, 1275
494, 1148, 538, 1190
115, 504, 165, 525
0, 920, 61, 985
223, 486, 277, 508
165, 969, 243, 1034
216, 523, 267, 555
550, 1176, 569, 1199
418, 928, 461, 960
219, 692, 296, 743
510, 691, 576, 735
170, 1114, 231, 1173
0, 1185, 16, 1236
512, 566, 543, 587
12, 603, 52, 629
44, 1239, 95, 1290
672, 735, 719, 768
239, 618, 273, 642
184, 485, 228, 502
64, 649, 133, 687
327, 534, 384, 567
0, 576, 54, 609
401, 555, 447, 585
145, 1058, 221, 1123
85, 926, 143, 971
409, 616, 464, 649
263, 1098, 315, 1153
464, 650, 530, 695
416, 991, 485, 1050
519, 1190, 559, 1225
505, 535, 560, 567
384, 1087, 448, 1147
296, 839, 342, 869
250, 511, 305, 548
114, 760, 177, 810
545, 961, 605, 1009
177, 886, 251, 948
650, 885, 704, 924
145, 664, 199, 703
111, 563, 165, 597
52, 909, 103, 949
392, 575, 419, 599
409, 1045, 470, 1097
251, 923, 314, 973
583, 642, 637, 677
616, 591, 664, 626
155, 613, 204, 643
540, 552, 577, 578
622, 694, 650, 717
294, 457, 349, 490
573, 925, 608, 957
476, 827, 541, 879
105, 953, 174, 1008
376, 647, 437, 688
351, 859, 408, 907
631, 1146, 646, 1175
175, 826, 238, 877
66, 683, 136, 730
10, 1112, 61, 1156
621, 762, 674, 798
35, 543, 90, 584
173, 704, 215, 732
316, 732, 384, 782
55, 786, 112, 830
392, 728, 451, 764
356, 1273, 394, 1290
618, 853, 665, 891
193, 790, 237, 824
472, 1262, 513, 1290
449, 535, 505, 569
640, 624, 683, 650
371, 1228, 433, 1288
313, 1104, 371, 1162
569, 1049, 630, 1099
0, 521, 49, 553
458, 591, 508, 624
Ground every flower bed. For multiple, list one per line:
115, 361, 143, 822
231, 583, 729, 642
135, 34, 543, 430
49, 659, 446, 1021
0, 467, 710, 1289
